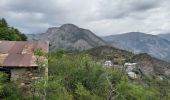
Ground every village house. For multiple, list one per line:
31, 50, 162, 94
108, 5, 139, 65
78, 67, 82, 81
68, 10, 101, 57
124, 63, 137, 72
124, 63, 139, 79
104, 60, 113, 67
0, 41, 49, 86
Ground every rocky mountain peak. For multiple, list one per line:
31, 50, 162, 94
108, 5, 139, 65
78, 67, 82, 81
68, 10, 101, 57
27, 24, 107, 52
59, 24, 79, 33
46, 27, 59, 33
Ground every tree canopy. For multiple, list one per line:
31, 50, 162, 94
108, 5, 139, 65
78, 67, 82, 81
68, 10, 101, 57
0, 18, 27, 41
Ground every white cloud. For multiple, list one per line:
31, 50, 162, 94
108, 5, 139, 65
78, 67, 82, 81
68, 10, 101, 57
0, 0, 170, 36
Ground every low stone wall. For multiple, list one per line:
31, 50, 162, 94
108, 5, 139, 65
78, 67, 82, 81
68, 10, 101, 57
10, 67, 41, 85
9, 67, 43, 97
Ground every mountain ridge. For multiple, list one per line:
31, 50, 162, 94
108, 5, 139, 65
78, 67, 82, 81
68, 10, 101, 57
27, 24, 107, 52
158, 33, 170, 42
26, 25, 170, 63
103, 32, 170, 63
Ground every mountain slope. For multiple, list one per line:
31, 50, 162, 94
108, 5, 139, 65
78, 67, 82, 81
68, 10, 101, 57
27, 24, 107, 52
103, 32, 170, 63
85, 46, 170, 79
26, 33, 44, 40
158, 33, 170, 42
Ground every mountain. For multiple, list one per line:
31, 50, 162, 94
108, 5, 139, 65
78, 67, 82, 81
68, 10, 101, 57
27, 24, 107, 52
102, 32, 170, 63
26, 33, 44, 40
158, 33, 170, 41
85, 46, 170, 80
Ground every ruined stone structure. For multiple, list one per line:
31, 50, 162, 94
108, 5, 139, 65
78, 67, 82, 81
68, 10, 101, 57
124, 63, 140, 79
0, 41, 49, 95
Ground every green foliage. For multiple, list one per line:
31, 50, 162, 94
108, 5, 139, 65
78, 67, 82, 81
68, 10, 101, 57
34, 48, 48, 72
2, 82, 22, 100
142, 76, 170, 100
47, 80, 73, 100
48, 52, 110, 99
0, 49, 170, 99
0, 18, 27, 41
0, 72, 6, 94
116, 80, 159, 100
0, 18, 8, 27
0, 72, 22, 100
47, 50, 170, 100
75, 83, 102, 100
31, 77, 48, 100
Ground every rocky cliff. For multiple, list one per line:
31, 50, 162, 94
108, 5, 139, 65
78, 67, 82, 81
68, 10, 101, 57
27, 24, 107, 52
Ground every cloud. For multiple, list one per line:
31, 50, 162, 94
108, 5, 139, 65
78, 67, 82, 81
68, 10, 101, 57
97, 0, 162, 19
0, 0, 170, 36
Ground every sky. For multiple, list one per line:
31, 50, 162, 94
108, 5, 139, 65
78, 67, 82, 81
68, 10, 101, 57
0, 0, 170, 36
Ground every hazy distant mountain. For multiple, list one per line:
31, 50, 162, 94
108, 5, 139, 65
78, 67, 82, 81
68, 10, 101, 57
158, 33, 170, 42
26, 33, 44, 40
103, 32, 170, 63
27, 24, 107, 52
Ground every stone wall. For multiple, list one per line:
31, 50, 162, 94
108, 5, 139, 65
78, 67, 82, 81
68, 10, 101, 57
10, 67, 41, 86
5, 66, 48, 98
9, 67, 43, 96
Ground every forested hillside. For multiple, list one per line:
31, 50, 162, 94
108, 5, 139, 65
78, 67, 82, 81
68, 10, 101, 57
0, 18, 27, 41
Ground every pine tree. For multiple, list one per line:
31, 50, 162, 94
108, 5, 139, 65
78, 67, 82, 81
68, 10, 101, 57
0, 18, 8, 27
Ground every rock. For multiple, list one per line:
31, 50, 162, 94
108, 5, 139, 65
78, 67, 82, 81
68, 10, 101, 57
20, 83, 25, 86
28, 73, 33, 76
157, 76, 163, 81
31, 77, 40, 80
124, 63, 137, 72
26, 24, 107, 52
128, 72, 137, 79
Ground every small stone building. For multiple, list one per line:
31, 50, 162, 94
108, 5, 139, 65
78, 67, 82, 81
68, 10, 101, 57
124, 63, 139, 79
104, 60, 113, 67
124, 63, 137, 72
0, 41, 49, 86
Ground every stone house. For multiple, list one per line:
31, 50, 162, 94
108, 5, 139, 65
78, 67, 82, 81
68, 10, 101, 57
124, 63, 137, 72
104, 60, 113, 67
124, 63, 140, 79
0, 41, 49, 86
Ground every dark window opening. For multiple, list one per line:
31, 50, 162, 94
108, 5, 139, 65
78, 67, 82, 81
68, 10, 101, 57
0, 67, 11, 81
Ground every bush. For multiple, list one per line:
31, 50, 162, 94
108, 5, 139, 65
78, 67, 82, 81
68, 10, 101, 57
47, 50, 168, 99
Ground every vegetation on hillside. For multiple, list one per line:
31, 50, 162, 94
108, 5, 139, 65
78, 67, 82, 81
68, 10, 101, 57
0, 73, 22, 99
0, 19, 170, 99
0, 18, 27, 41
46, 51, 170, 100
0, 50, 170, 99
